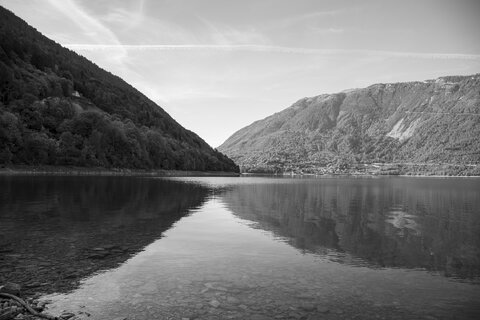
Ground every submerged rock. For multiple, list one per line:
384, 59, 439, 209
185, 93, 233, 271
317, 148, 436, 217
299, 302, 316, 311
0, 282, 21, 295
209, 299, 221, 308
226, 296, 240, 304
316, 306, 330, 313
60, 311, 75, 319
250, 314, 272, 320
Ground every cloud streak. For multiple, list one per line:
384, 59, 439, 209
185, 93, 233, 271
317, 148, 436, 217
47, 0, 127, 64
64, 44, 480, 61
197, 17, 268, 45
102, 0, 146, 30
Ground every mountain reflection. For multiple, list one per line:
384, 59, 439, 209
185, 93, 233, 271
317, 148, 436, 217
221, 178, 480, 280
0, 176, 210, 295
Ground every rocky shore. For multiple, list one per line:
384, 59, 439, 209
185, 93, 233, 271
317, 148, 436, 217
0, 283, 71, 320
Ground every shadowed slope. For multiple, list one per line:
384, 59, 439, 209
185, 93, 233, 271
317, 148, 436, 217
0, 6, 238, 172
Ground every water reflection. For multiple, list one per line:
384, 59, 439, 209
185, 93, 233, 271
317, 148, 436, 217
220, 177, 480, 280
41, 177, 480, 320
0, 176, 210, 295
1, 176, 480, 319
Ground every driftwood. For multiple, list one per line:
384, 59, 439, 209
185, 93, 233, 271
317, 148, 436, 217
0, 292, 57, 320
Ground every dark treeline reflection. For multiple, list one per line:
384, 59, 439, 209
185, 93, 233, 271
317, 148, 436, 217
0, 176, 210, 295
221, 178, 480, 280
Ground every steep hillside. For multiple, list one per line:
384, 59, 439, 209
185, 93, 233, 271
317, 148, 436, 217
219, 75, 480, 175
0, 6, 238, 172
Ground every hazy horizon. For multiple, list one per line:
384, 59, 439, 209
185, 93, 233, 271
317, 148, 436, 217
1, 0, 479, 147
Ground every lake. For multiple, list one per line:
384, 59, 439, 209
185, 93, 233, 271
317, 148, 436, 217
1, 175, 479, 319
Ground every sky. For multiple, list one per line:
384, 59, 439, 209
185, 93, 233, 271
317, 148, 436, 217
1, 0, 480, 147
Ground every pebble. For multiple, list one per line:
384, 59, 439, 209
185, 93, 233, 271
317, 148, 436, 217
317, 306, 330, 313
209, 299, 221, 308
299, 302, 316, 311
25, 282, 42, 288
226, 296, 240, 304
296, 294, 314, 300
250, 314, 271, 320
60, 311, 76, 319
288, 311, 304, 319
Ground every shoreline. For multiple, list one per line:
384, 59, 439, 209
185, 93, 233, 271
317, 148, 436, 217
241, 172, 480, 178
239, 162, 480, 177
0, 165, 240, 177
1, 166, 477, 178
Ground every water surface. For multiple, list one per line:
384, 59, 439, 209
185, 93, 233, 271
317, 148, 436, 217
1, 176, 479, 319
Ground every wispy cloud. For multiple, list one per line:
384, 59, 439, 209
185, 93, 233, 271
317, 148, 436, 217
264, 9, 344, 31
312, 27, 344, 34
279, 10, 340, 25
64, 44, 480, 61
197, 17, 268, 45
47, 0, 127, 64
293, 10, 343, 20
101, 0, 146, 31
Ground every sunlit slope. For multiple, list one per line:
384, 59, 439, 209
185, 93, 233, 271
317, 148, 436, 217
219, 75, 480, 174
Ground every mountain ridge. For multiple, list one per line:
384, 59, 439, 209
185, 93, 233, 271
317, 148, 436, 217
0, 6, 239, 172
219, 74, 480, 175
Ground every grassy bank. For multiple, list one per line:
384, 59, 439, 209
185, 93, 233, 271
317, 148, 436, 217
0, 165, 240, 177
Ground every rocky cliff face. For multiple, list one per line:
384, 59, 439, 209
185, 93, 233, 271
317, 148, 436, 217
219, 75, 480, 175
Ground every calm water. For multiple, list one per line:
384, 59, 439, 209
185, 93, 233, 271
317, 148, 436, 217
1, 176, 480, 319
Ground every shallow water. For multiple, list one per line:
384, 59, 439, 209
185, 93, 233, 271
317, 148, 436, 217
1, 176, 480, 319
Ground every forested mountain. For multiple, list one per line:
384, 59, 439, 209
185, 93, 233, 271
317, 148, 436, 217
0, 6, 238, 172
219, 74, 480, 175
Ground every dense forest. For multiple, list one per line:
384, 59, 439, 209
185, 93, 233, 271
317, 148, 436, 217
0, 6, 239, 172
219, 74, 480, 175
